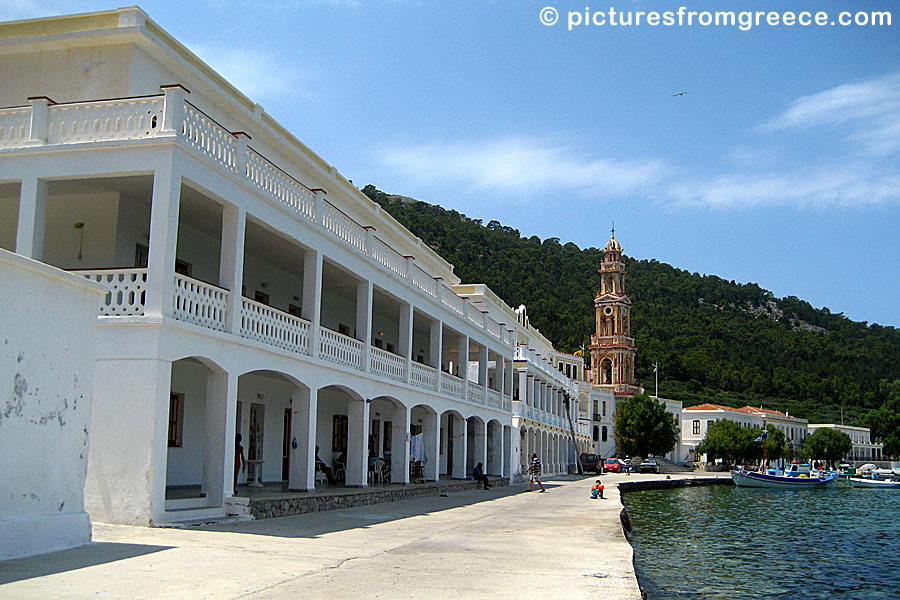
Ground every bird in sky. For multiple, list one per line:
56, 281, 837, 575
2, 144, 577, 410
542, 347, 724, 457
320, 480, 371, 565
673, 91, 687, 97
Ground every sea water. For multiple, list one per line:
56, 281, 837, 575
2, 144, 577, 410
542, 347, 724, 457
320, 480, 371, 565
623, 483, 900, 599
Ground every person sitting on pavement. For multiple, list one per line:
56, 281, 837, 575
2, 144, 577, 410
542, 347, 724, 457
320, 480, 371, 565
472, 461, 491, 490
591, 480, 604, 499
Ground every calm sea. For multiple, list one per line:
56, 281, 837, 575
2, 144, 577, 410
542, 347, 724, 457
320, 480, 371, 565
623, 483, 900, 600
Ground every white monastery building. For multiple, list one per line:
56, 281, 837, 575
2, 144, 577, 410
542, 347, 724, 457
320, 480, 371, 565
0, 8, 609, 528
807, 424, 884, 462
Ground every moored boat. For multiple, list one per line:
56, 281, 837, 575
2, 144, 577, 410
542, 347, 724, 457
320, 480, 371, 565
731, 466, 839, 489
848, 476, 900, 489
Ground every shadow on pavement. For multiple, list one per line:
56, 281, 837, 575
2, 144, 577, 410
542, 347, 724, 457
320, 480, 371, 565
198, 478, 581, 539
0, 542, 172, 585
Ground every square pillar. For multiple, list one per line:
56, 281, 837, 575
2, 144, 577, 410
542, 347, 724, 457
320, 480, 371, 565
15, 177, 49, 260
399, 302, 413, 384
288, 387, 317, 491
423, 411, 440, 482
478, 345, 488, 387
356, 279, 372, 372
430, 319, 442, 391
302, 250, 322, 357
391, 405, 410, 484
451, 414, 467, 479
346, 399, 370, 487
145, 165, 181, 317
219, 205, 246, 334
459, 335, 469, 396
203, 370, 233, 507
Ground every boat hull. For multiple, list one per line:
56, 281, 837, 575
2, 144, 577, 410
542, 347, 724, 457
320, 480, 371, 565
731, 469, 838, 489
848, 477, 900, 489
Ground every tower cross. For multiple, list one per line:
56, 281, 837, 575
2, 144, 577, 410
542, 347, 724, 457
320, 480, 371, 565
611, 222, 615, 238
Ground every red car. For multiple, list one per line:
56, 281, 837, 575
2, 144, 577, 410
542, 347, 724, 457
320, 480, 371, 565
603, 458, 622, 473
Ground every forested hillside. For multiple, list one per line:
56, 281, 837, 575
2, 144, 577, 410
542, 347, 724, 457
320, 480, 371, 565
362, 185, 900, 424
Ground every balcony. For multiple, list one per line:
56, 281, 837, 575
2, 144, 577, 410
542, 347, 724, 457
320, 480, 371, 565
74, 269, 510, 410
1, 91, 513, 349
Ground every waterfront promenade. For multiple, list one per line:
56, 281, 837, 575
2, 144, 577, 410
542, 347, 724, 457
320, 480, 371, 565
0, 474, 728, 599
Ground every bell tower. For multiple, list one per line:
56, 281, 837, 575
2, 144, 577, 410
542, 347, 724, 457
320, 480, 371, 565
590, 227, 638, 395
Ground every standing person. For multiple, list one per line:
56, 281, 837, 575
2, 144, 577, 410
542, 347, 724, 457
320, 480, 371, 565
591, 479, 605, 499
234, 433, 246, 494
472, 461, 491, 490
527, 453, 546, 492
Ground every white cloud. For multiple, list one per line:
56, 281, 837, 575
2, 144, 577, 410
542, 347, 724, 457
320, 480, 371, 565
378, 136, 665, 198
760, 71, 900, 156
187, 42, 308, 102
667, 167, 900, 210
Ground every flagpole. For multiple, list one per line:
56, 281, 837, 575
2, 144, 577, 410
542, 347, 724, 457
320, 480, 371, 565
653, 362, 658, 399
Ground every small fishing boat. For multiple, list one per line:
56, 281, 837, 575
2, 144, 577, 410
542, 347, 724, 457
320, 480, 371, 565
848, 476, 900, 489
731, 464, 839, 489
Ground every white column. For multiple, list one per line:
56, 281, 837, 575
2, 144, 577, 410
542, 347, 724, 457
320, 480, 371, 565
399, 302, 413, 384
219, 205, 246, 334
302, 250, 322, 357
346, 399, 370, 487
15, 176, 49, 260
527, 374, 535, 408
391, 404, 411, 484
451, 414, 467, 479
459, 335, 469, 397
288, 387, 317, 492
423, 410, 440, 481
203, 370, 232, 506
430, 319, 442, 391
499, 358, 506, 396
25, 96, 52, 145
488, 423, 504, 476
145, 164, 181, 318
478, 345, 488, 387
356, 279, 372, 372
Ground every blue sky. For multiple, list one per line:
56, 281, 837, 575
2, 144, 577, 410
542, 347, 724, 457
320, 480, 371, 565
6, 0, 899, 326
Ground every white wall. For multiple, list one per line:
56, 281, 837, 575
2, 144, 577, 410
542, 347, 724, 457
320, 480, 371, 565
0, 249, 103, 560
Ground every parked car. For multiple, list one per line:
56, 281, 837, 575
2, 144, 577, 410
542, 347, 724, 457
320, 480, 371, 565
639, 459, 660, 474
579, 453, 602, 474
603, 458, 622, 473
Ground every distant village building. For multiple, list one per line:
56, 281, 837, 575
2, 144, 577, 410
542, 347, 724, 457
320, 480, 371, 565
807, 424, 884, 462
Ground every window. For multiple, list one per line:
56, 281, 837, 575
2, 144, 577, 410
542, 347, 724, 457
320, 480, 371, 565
593, 425, 599, 442
601, 426, 608, 442
168, 393, 184, 447
373, 338, 384, 349
338, 323, 351, 337
254, 291, 269, 305
386, 342, 396, 354
692, 420, 701, 435
332, 415, 348, 453
175, 259, 192, 276
288, 304, 302, 318
135, 243, 149, 268
602, 401, 607, 417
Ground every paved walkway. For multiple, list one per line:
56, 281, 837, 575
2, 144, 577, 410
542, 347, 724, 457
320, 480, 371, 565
0, 475, 651, 599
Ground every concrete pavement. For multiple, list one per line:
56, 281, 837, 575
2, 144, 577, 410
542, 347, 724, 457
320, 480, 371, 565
0, 475, 648, 599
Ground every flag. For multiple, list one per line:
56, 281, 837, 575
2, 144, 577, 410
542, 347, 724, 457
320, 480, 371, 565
574, 349, 583, 357
754, 431, 768, 443
653, 364, 658, 373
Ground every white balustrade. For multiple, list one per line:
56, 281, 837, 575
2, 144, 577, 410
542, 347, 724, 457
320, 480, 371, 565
48, 96, 164, 144
441, 286, 465, 316
441, 372, 464, 398
486, 318, 502, 339
75, 268, 148, 316
240, 298, 310, 355
180, 101, 237, 173
503, 396, 512, 412
467, 384, 485, 405
411, 265, 438, 298
319, 327, 363, 370
468, 309, 483, 327
372, 237, 407, 278
486, 388, 502, 408
321, 202, 367, 253
0, 107, 30, 148
370, 346, 406, 382
246, 148, 316, 222
172, 274, 229, 331
410, 362, 438, 390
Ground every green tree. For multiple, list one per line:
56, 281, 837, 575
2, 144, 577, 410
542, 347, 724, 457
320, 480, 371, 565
696, 419, 754, 467
613, 393, 679, 458
803, 428, 852, 468
863, 380, 900, 458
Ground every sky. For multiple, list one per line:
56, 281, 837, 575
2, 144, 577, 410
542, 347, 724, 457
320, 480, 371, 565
5, 0, 899, 327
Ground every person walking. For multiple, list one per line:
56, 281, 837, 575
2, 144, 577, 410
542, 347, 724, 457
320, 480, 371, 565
234, 433, 246, 494
527, 453, 546, 492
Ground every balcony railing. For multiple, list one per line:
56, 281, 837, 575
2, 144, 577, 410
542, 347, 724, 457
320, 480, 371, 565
240, 297, 310, 356
319, 327, 363, 370
172, 274, 229, 331
441, 372, 464, 399
76, 268, 148, 316
411, 362, 438, 391
370, 346, 405, 382
486, 388, 502, 409
467, 384, 485, 405
50, 96, 165, 145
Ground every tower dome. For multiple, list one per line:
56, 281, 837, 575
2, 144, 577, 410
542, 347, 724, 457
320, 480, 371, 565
604, 236, 622, 253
